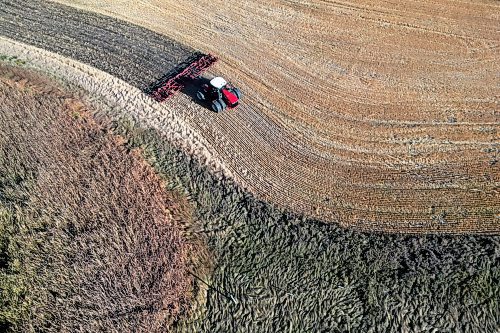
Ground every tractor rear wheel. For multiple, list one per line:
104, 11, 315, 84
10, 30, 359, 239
218, 99, 227, 110
196, 91, 205, 100
211, 100, 223, 113
232, 88, 242, 99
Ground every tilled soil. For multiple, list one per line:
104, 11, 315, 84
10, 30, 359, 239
2, 0, 499, 233
0, 0, 193, 91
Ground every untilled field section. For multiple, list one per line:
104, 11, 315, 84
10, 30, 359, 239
0, 64, 201, 331
0, 0, 194, 91
5, 0, 498, 233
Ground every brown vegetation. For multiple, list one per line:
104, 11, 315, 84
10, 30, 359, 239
53, 0, 499, 233
0, 65, 205, 332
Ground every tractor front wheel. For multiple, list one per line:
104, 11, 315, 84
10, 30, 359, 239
232, 88, 242, 99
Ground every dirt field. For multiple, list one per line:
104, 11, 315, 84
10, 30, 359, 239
53, 0, 500, 233
3, 0, 499, 232
0, 0, 193, 90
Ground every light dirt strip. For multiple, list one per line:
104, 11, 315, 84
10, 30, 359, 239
0, 37, 235, 181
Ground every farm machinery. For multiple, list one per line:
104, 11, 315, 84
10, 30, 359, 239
148, 52, 241, 112
196, 77, 241, 113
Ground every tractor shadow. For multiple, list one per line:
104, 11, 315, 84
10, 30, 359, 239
181, 76, 216, 112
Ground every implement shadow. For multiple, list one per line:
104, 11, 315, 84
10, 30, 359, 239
181, 76, 214, 110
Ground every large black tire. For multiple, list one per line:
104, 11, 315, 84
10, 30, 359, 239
211, 100, 223, 113
218, 98, 227, 110
196, 91, 205, 101
232, 88, 242, 99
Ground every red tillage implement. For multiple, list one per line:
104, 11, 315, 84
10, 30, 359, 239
151, 53, 218, 102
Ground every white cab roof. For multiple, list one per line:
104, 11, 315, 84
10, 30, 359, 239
210, 77, 227, 89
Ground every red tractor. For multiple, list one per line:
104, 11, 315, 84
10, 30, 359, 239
149, 53, 242, 112
196, 77, 242, 113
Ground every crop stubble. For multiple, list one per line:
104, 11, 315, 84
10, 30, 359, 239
3, 0, 499, 232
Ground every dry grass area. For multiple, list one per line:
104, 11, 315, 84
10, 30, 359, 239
0, 65, 206, 332
55, 0, 499, 233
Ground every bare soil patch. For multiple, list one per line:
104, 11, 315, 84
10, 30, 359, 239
0, 0, 193, 91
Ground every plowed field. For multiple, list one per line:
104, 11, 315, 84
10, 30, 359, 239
56, 0, 500, 233
8, 0, 500, 232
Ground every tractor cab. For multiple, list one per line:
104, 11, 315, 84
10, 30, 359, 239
210, 76, 228, 90
197, 76, 242, 112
